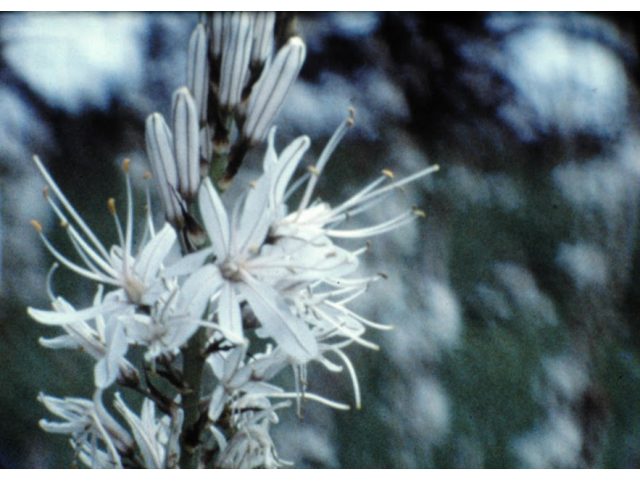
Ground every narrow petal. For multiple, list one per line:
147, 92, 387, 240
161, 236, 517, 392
135, 223, 176, 286
198, 177, 230, 258
234, 174, 272, 256
239, 273, 318, 363
28, 302, 111, 326
39, 334, 80, 350
114, 393, 164, 468
180, 264, 223, 318
270, 134, 310, 206
218, 282, 244, 342
164, 246, 213, 277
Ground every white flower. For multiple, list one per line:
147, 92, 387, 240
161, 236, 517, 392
216, 419, 288, 469
123, 274, 209, 361
187, 175, 319, 363
113, 392, 183, 469
33, 282, 133, 389
38, 390, 133, 468
31, 156, 177, 308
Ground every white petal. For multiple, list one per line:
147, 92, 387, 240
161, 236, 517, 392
135, 223, 176, 286
28, 303, 108, 326
218, 282, 243, 342
239, 273, 318, 363
208, 385, 226, 422
114, 393, 164, 468
270, 135, 310, 206
95, 320, 129, 388
234, 175, 272, 255
38, 335, 79, 350
180, 264, 223, 318
199, 177, 230, 258
164, 246, 213, 278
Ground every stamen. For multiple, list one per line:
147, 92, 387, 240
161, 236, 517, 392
326, 210, 415, 239
296, 113, 352, 215
33, 156, 111, 261
266, 391, 350, 411
109, 198, 126, 250
121, 158, 131, 174
123, 167, 134, 279
36, 230, 114, 285
331, 348, 361, 409
45, 262, 60, 302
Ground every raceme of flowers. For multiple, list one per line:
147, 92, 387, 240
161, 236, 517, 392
28, 12, 439, 469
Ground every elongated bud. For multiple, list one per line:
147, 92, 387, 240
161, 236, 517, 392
218, 12, 254, 111
187, 23, 210, 124
145, 113, 183, 226
172, 87, 200, 202
210, 12, 224, 63
250, 12, 275, 69
243, 36, 306, 144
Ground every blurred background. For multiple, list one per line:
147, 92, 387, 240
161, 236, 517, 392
2, 11, 640, 468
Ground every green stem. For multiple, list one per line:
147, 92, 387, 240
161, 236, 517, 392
178, 329, 206, 468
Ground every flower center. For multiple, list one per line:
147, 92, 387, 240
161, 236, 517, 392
220, 259, 243, 282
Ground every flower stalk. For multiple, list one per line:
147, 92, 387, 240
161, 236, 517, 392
28, 12, 439, 469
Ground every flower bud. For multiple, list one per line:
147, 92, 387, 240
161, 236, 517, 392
172, 87, 200, 202
242, 36, 306, 145
250, 12, 275, 69
187, 23, 209, 124
218, 12, 254, 111
145, 113, 183, 226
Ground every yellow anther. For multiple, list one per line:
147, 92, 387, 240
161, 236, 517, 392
412, 207, 426, 218
107, 198, 117, 215
60, 220, 69, 229
122, 158, 131, 173
143, 170, 153, 180
30, 219, 43, 233
307, 165, 320, 176
382, 169, 394, 179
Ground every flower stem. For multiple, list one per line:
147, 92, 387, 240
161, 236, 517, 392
178, 329, 206, 468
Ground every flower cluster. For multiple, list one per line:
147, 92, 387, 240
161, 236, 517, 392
29, 13, 438, 469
